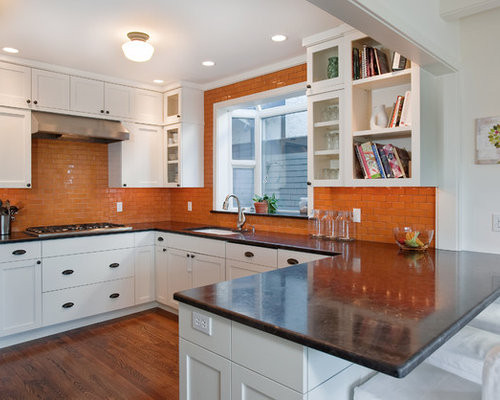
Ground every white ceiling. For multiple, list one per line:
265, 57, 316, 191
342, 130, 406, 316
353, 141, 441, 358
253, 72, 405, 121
0, 0, 342, 86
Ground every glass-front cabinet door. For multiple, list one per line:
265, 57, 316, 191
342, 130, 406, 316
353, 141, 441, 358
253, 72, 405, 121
306, 37, 344, 94
307, 90, 344, 187
165, 125, 180, 187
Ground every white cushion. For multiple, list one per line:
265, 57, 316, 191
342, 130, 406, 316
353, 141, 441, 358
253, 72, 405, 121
353, 362, 481, 400
469, 302, 500, 335
483, 346, 500, 400
426, 326, 500, 384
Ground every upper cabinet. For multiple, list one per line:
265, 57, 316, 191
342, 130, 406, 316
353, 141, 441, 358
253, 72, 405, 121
164, 87, 203, 125
134, 89, 163, 125
104, 82, 134, 120
306, 37, 344, 95
70, 76, 104, 114
31, 69, 70, 111
0, 61, 31, 108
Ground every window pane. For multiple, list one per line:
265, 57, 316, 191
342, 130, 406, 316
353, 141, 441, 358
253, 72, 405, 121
263, 115, 282, 141
262, 111, 307, 212
233, 168, 254, 208
285, 95, 307, 107
232, 118, 255, 160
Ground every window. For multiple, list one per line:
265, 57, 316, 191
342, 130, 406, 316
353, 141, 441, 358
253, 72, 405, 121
215, 87, 308, 215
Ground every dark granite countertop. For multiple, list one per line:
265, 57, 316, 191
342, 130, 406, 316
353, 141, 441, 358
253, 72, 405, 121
174, 241, 500, 378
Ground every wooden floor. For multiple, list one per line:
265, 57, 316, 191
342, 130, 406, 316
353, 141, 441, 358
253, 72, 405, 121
0, 309, 180, 399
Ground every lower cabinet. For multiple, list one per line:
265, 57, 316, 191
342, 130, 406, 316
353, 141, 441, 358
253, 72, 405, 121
226, 259, 274, 280
179, 338, 231, 400
155, 246, 169, 305
135, 245, 155, 304
0, 259, 42, 337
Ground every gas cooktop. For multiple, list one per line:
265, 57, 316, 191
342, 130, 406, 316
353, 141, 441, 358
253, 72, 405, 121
25, 223, 133, 237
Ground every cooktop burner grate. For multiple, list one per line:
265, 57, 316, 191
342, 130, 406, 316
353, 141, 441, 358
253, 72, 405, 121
25, 223, 133, 237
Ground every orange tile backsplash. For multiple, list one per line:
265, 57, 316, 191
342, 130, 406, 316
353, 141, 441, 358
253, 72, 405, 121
0, 139, 171, 232
0, 64, 436, 243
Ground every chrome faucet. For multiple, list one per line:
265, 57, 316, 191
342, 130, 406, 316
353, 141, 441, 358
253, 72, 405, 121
222, 194, 246, 231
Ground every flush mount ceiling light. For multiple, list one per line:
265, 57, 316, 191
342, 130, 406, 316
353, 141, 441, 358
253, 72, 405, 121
202, 60, 215, 67
153, 79, 164, 84
122, 32, 154, 62
271, 34, 287, 42
2, 47, 19, 54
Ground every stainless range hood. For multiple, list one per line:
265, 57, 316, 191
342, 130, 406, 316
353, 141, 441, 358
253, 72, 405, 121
31, 111, 129, 143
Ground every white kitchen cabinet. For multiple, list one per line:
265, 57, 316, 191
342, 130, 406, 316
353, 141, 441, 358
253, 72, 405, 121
226, 243, 277, 268
191, 253, 225, 288
163, 86, 203, 126
306, 36, 345, 95
108, 123, 164, 188
0, 61, 31, 108
155, 246, 168, 305
277, 249, 329, 268
70, 76, 104, 114
180, 338, 231, 400
0, 259, 42, 337
31, 69, 69, 111
164, 123, 203, 188
226, 260, 274, 280
134, 88, 163, 124
166, 248, 192, 309
0, 106, 31, 188
135, 245, 155, 304
105, 82, 134, 119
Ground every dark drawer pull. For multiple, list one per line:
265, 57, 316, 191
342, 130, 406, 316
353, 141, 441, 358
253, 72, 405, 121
109, 293, 120, 299
157, 236, 164, 242
244, 251, 254, 258
62, 302, 74, 309
109, 263, 120, 268
62, 269, 74, 275
12, 249, 26, 255
163, 248, 167, 252
287, 258, 299, 265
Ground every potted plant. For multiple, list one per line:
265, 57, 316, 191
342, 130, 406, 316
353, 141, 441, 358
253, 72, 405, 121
252, 194, 278, 214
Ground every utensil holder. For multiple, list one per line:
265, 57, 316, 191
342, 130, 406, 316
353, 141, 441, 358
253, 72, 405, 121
0, 214, 11, 236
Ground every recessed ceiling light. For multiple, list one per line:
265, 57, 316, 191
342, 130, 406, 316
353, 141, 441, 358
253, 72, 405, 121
153, 79, 164, 84
122, 32, 154, 62
202, 60, 215, 67
2, 47, 19, 54
271, 34, 287, 42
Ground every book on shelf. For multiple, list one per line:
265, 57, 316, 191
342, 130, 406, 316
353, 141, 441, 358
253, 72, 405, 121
354, 141, 410, 179
388, 95, 404, 128
361, 45, 368, 79
391, 52, 408, 71
353, 45, 402, 80
399, 90, 412, 127
352, 48, 360, 80
374, 48, 390, 75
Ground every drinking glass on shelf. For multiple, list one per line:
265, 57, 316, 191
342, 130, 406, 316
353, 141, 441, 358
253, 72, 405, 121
325, 130, 340, 150
308, 209, 324, 238
322, 104, 339, 121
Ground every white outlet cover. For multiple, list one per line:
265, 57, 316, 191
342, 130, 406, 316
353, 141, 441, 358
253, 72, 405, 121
187, 201, 192, 212
353, 208, 361, 223
493, 214, 500, 232
116, 202, 123, 212
192, 311, 212, 336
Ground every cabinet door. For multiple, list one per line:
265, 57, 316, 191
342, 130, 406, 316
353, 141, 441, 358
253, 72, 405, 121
70, 76, 104, 114
191, 253, 225, 288
166, 248, 191, 309
0, 61, 31, 108
134, 245, 155, 304
155, 246, 168, 305
105, 82, 134, 119
31, 69, 69, 110
0, 107, 31, 188
120, 124, 164, 187
134, 88, 163, 124
226, 260, 274, 280
232, 364, 303, 400
180, 339, 231, 400
164, 88, 181, 125
306, 37, 344, 94
164, 125, 180, 187
0, 259, 42, 337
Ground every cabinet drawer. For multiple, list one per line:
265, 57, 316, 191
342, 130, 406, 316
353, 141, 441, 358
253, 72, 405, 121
42, 233, 134, 257
0, 241, 41, 263
134, 231, 155, 247
277, 249, 329, 268
226, 260, 274, 280
179, 303, 231, 359
155, 231, 167, 246
42, 248, 134, 292
167, 233, 225, 258
226, 243, 277, 268
42, 277, 134, 326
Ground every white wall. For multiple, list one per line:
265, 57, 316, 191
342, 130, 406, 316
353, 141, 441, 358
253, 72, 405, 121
459, 8, 500, 253
440, 0, 500, 20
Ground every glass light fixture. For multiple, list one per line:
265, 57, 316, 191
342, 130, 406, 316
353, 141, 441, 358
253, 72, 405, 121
201, 60, 215, 67
271, 34, 287, 42
122, 32, 154, 62
2, 47, 19, 54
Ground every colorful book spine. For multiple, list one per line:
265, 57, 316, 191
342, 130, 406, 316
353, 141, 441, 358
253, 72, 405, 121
354, 145, 367, 178
376, 144, 394, 178
372, 143, 386, 178
360, 142, 382, 179
393, 148, 407, 178
382, 144, 404, 178
361, 45, 368, 79
399, 90, 411, 127
357, 144, 371, 178
389, 96, 404, 128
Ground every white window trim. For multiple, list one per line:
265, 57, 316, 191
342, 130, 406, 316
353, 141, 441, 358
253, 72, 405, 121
214, 82, 306, 212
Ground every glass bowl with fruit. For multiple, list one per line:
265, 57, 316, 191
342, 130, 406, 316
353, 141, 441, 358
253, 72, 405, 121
393, 227, 434, 251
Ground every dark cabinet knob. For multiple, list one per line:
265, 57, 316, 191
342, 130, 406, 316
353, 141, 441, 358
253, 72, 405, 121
26, 183, 31, 188
12, 249, 26, 256
26, 99, 31, 104
36, 260, 41, 264
109, 293, 120, 299
176, 184, 180, 187
62, 302, 74, 309
157, 237, 164, 242
33, 100, 38, 105
62, 269, 74, 275
244, 251, 254, 258
163, 248, 166, 252
287, 258, 299, 265
100, 110, 104, 113
190, 254, 195, 258
306, 84, 311, 89
186, 253, 190, 258
106, 110, 110, 114
177, 114, 180, 118
109, 263, 120, 268
307, 181, 312, 186
123, 183, 127, 187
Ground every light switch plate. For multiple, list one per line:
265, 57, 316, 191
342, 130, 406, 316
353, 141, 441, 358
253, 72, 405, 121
187, 201, 192, 212
116, 202, 123, 212
192, 311, 212, 335
352, 208, 361, 223
493, 214, 500, 232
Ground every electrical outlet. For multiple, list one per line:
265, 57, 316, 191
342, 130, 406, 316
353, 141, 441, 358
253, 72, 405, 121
192, 311, 212, 335
187, 201, 192, 212
116, 202, 123, 213
493, 214, 500, 232
352, 208, 361, 223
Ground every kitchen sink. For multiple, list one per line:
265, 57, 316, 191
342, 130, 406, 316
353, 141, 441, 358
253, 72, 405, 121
186, 227, 242, 236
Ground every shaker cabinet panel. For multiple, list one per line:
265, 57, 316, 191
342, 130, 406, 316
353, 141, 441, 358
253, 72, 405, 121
155, 246, 168, 305
134, 245, 155, 304
104, 82, 134, 119
166, 248, 191, 309
134, 88, 163, 124
31, 69, 70, 111
191, 253, 225, 288
70, 76, 104, 114
0, 61, 31, 108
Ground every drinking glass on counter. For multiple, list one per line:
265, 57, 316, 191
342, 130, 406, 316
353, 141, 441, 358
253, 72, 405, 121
335, 211, 356, 241
308, 209, 324, 237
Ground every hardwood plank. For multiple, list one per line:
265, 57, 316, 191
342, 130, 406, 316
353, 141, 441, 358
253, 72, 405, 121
0, 308, 179, 399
